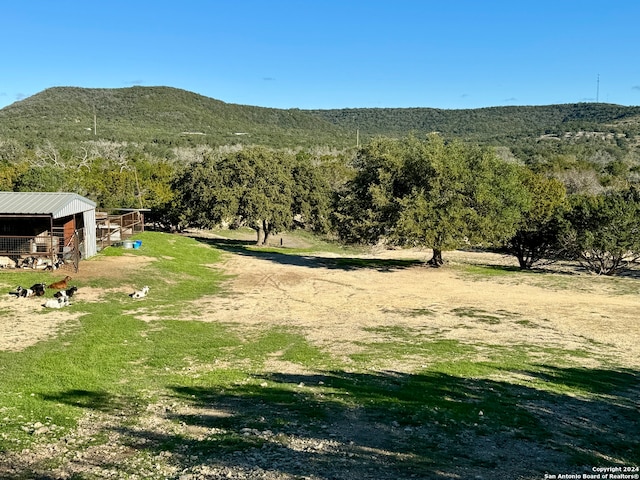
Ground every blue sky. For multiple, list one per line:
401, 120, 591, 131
1, 1, 639, 110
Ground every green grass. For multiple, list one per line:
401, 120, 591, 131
459, 264, 522, 277
0, 231, 638, 478
0, 232, 230, 446
205, 226, 366, 256
459, 260, 640, 296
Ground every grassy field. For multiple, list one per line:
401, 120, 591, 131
0, 231, 638, 480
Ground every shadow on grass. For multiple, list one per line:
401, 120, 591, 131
192, 236, 424, 272
462, 263, 582, 277
39, 389, 137, 414
32, 367, 640, 480
518, 365, 640, 396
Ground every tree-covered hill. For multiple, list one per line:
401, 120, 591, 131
309, 103, 640, 145
0, 86, 353, 148
2, 87, 640, 261
1, 86, 639, 151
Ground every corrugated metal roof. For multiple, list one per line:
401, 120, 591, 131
0, 192, 96, 219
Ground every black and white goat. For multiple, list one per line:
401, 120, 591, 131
19, 255, 64, 270
44, 296, 70, 309
54, 286, 78, 299
44, 256, 65, 271
130, 286, 150, 299
11, 286, 34, 298
30, 283, 47, 297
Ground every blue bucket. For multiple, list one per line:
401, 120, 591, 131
133, 240, 142, 249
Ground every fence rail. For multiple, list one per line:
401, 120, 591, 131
96, 211, 145, 251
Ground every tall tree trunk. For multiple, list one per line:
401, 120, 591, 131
428, 248, 444, 267
254, 225, 264, 245
515, 243, 531, 269
262, 219, 271, 246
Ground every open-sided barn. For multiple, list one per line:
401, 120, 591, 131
0, 192, 97, 271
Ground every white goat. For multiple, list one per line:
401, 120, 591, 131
130, 286, 150, 299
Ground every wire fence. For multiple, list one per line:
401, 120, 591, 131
0, 211, 144, 273
0, 228, 81, 272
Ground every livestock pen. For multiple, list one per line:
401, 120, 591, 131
95, 209, 146, 251
0, 192, 97, 273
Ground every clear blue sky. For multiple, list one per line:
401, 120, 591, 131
1, 1, 639, 110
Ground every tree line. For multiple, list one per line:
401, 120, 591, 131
164, 135, 640, 276
1, 135, 640, 275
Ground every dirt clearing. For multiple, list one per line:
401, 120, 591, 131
188, 247, 640, 369
3, 243, 638, 367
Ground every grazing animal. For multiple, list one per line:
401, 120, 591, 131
29, 283, 47, 296
48, 276, 72, 290
54, 286, 78, 298
12, 286, 34, 298
44, 297, 69, 309
130, 286, 150, 299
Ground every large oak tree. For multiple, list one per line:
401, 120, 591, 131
333, 135, 530, 264
170, 146, 330, 244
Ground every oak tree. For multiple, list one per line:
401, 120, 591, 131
171, 146, 330, 244
564, 188, 640, 275
334, 135, 529, 264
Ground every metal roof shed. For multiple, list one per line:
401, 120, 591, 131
0, 192, 97, 269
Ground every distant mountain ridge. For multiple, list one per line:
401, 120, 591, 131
1, 86, 639, 149
309, 103, 640, 143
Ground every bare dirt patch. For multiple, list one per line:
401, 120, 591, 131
2, 245, 639, 364
0, 295, 83, 351
71, 253, 155, 281
189, 248, 640, 369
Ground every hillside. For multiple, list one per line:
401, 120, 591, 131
1, 86, 640, 151
309, 103, 640, 145
0, 86, 353, 148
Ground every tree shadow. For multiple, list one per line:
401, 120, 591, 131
520, 365, 640, 396
463, 263, 586, 278
192, 236, 424, 272
34, 367, 639, 479
39, 389, 135, 413
188, 237, 257, 249
612, 267, 640, 280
